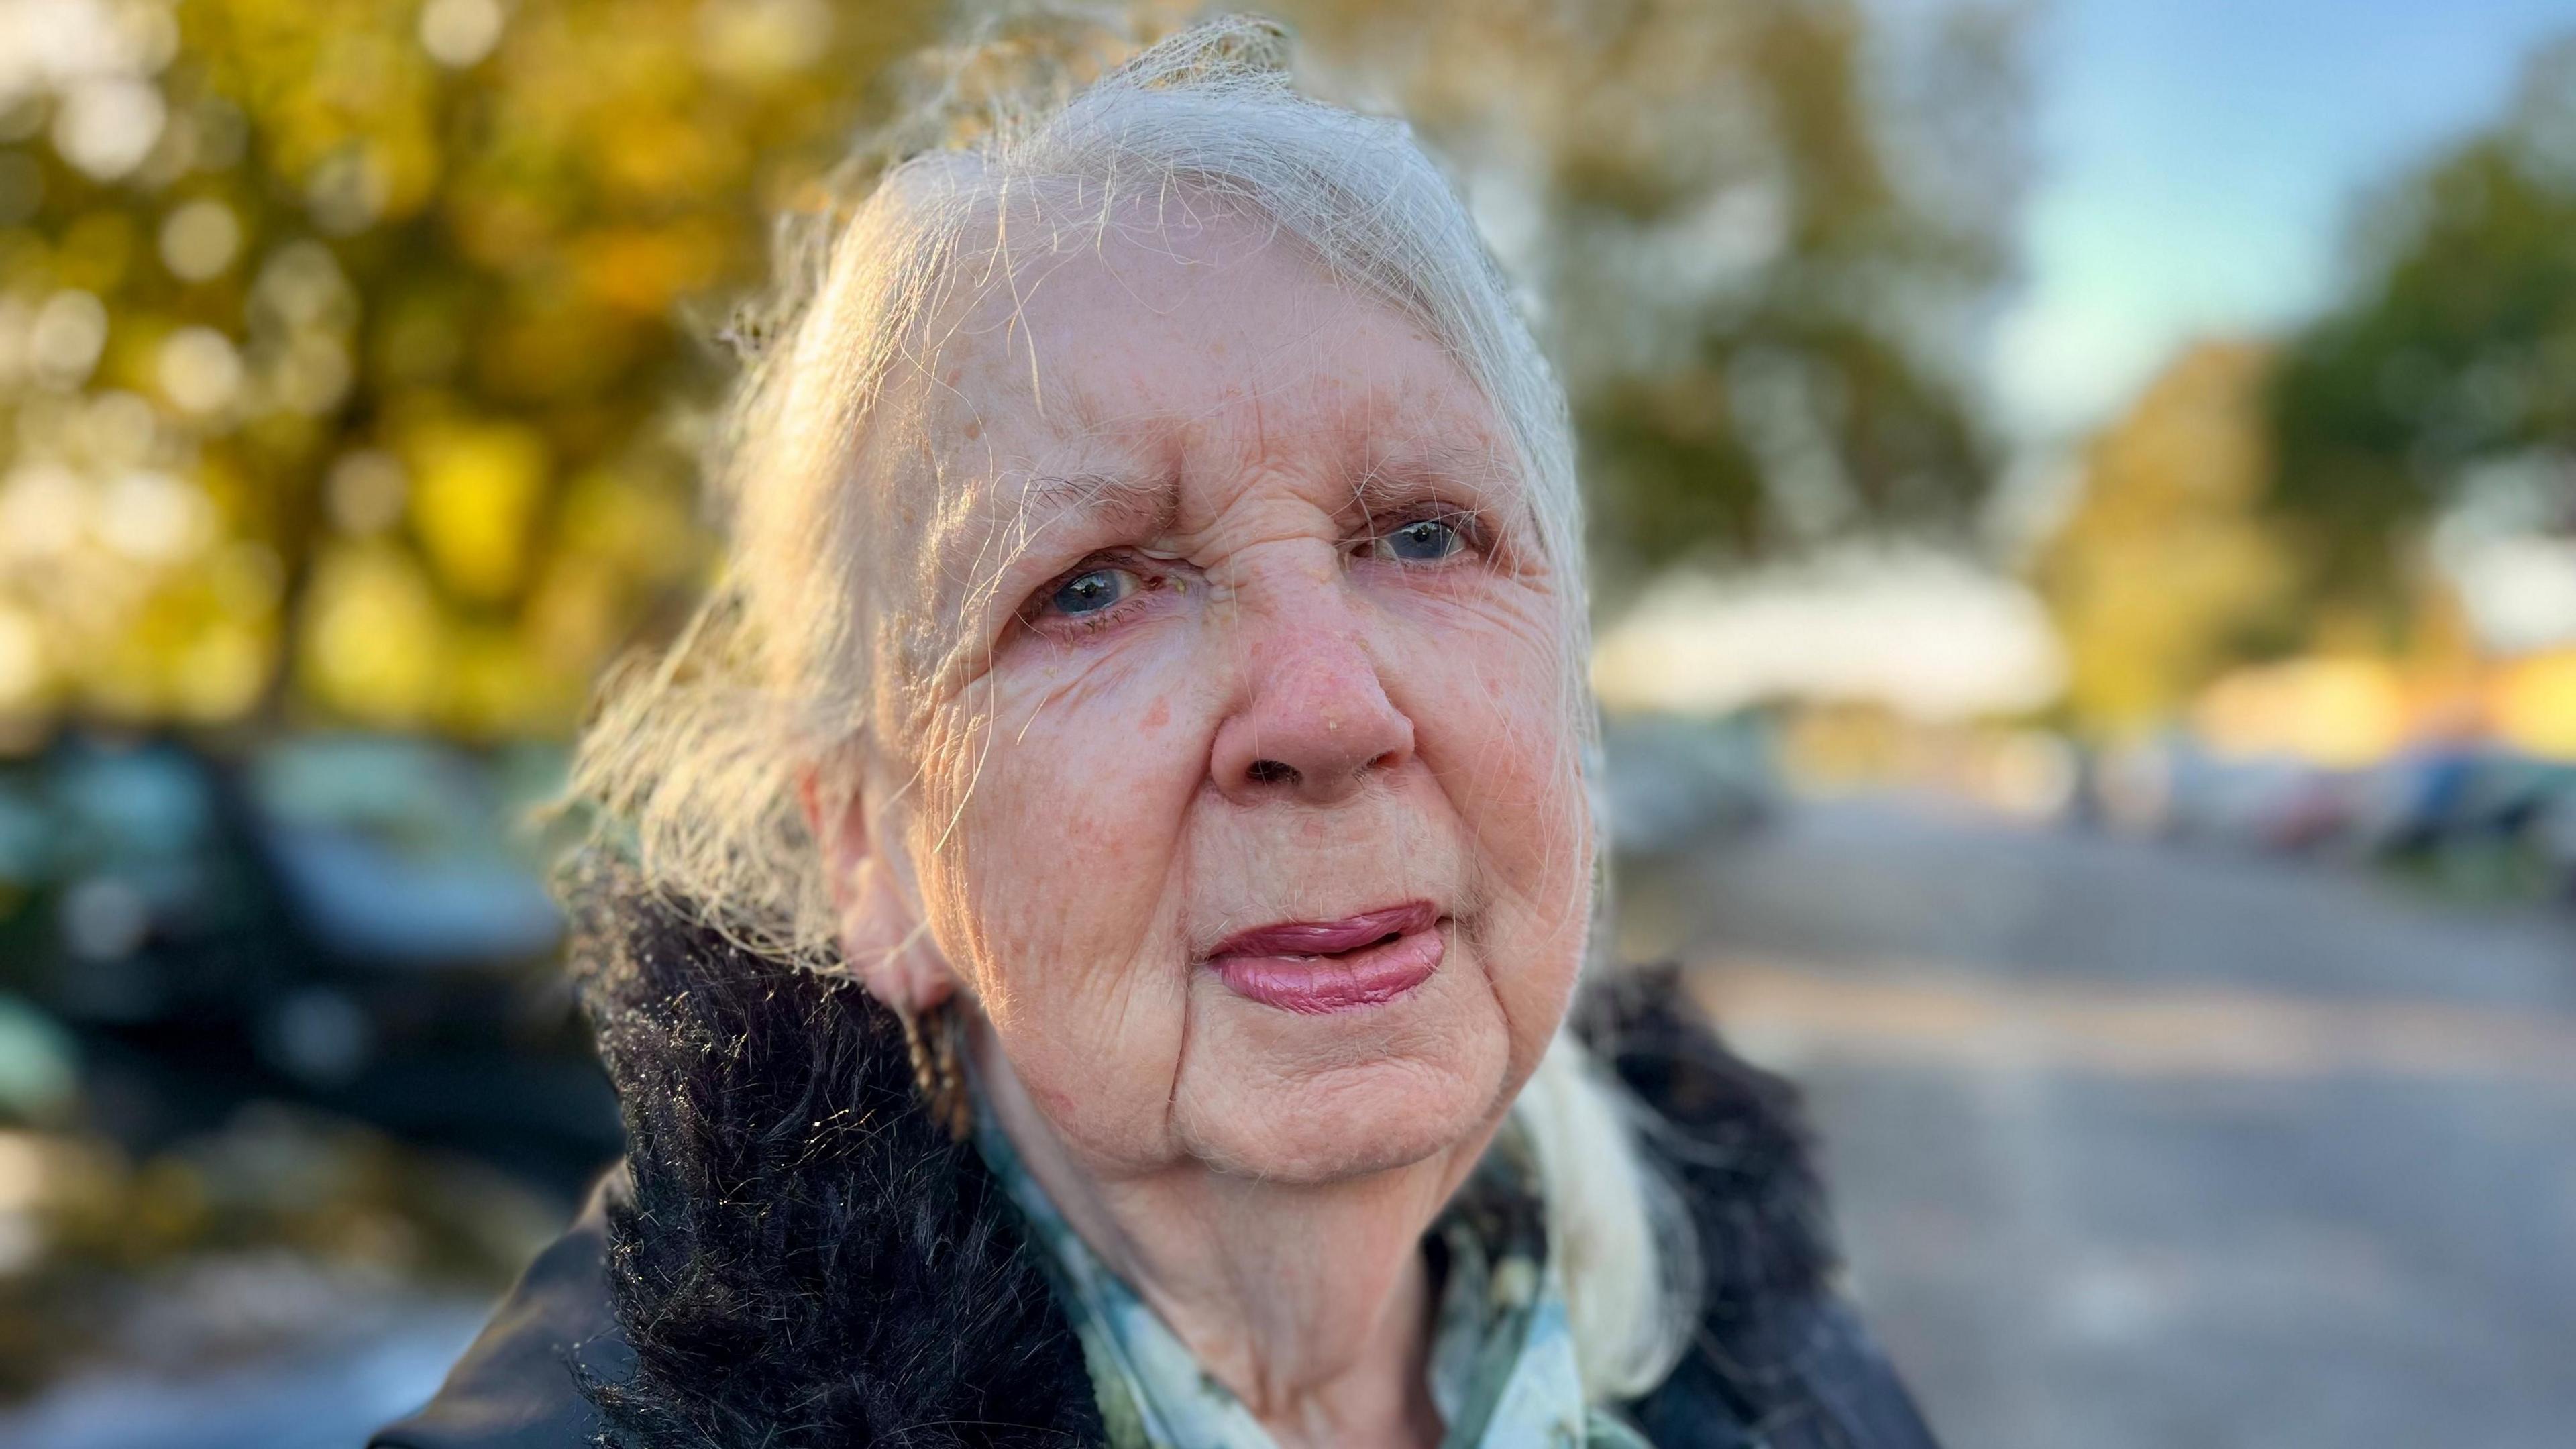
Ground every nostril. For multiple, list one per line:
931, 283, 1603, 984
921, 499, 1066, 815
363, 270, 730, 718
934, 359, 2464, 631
1246, 759, 1300, 786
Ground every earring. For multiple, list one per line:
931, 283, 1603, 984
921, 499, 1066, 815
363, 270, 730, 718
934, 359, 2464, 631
898, 998, 973, 1142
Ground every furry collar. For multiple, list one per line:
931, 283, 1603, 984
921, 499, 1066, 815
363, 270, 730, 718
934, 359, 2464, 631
556, 869, 1935, 1449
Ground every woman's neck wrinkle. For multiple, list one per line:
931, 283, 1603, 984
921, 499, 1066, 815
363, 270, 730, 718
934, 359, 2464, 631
975, 1032, 1474, 1448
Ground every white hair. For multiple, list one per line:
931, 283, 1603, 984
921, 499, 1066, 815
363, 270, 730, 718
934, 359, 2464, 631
566, 13, 1697, 1404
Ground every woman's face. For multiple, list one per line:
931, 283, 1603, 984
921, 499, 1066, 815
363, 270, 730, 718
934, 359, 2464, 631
856, 211, 1591, 1185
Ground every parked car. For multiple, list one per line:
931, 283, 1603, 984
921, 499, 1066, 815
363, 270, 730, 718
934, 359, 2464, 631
0, 732, 617, 1194
1598, 711, 1782, 856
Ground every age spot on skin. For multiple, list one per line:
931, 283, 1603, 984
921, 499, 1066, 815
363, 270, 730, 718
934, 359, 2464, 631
1142, 698, 1171, 731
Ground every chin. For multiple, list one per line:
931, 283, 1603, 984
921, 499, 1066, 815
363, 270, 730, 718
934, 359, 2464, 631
1168, 972, 1515, 1183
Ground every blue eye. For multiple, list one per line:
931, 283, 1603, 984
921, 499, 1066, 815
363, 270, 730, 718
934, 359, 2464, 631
1050, 567, 1133, 615
1376, 517, 1464, 562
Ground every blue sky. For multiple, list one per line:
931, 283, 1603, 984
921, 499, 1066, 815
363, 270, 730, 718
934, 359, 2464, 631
1988, 0, 2576, 441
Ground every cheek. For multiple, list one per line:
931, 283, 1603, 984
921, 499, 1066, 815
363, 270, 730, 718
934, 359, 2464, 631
910, 645, 1214, 1144
1387, 605, 1591, 1041
1393, 602, 1587, 895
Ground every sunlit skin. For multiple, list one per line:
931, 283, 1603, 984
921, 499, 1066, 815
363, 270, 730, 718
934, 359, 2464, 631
810, 201, 1593, 1449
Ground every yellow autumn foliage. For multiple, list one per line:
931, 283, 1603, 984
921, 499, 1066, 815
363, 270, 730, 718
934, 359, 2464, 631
2496, 650, 2576, 761
2035, 342, 2298, 735
403, 418, 547, 604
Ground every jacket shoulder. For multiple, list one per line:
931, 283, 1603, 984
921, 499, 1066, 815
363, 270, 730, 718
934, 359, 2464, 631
366, 1167, 630, 1448
553, 870, 1101, 1448
1576, 963, 1942, 1449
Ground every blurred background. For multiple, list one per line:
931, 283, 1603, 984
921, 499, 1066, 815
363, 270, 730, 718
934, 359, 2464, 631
0, 0, 2570, 1445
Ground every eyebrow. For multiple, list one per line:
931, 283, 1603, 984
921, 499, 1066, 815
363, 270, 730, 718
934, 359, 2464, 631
1015, 470, 1181, 541
955, 434, 1524, 578
914, 469, 1173, 589
1347, 439, 1523, 515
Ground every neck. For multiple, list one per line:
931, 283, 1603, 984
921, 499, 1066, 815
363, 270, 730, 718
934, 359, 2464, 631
973, 1026, 1487, 1449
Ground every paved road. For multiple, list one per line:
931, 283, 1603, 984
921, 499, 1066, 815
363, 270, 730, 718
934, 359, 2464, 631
1625, 800, 2576, 1449
0, 1298, 490, 1449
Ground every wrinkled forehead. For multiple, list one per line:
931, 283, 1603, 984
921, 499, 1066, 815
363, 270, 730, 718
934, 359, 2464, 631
851, 186, 1522, 666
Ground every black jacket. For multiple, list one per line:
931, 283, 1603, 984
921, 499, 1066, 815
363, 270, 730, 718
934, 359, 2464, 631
369, 876, 1940, 1448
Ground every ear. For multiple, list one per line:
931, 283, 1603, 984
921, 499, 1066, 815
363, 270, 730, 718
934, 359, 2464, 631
799, 767, 957, 1015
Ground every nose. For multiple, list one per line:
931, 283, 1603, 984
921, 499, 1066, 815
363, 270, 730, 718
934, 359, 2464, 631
1210, 625, 1415, 807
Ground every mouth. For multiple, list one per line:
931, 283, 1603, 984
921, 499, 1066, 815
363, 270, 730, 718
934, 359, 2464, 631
1201, 901, 1445, 1015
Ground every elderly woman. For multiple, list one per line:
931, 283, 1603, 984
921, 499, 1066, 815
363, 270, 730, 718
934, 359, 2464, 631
372, 19, 1935, 1449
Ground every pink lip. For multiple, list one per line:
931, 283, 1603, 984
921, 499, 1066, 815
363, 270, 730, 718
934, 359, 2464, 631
1203, 902, 1444, 1015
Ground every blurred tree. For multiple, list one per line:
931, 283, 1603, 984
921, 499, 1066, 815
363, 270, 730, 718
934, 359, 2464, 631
2270, 34, 2576, 612
1278, 0, 2032, 586
0, 0, 944, 738
2035, 341, 2300, 735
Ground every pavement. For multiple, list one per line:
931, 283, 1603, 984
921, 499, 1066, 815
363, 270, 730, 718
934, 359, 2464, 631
0, 1298, 490, 1449
1627, 798, 2576, 1449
